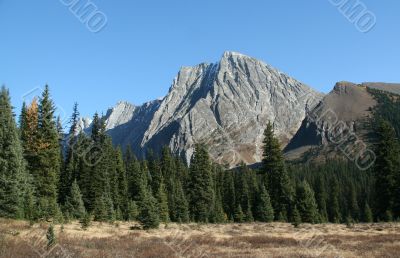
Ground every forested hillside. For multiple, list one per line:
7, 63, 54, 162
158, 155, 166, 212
1, 86, 400, 229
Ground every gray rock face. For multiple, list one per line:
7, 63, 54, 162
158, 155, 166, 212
141, 52, 323, 166
284, 82, 381, 161
83, 52, 323, 167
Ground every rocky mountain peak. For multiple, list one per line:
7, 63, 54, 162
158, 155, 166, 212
104, 101, 136, 130
82, 52, 323, 167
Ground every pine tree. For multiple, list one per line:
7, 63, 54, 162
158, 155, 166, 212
80, 212, 92, 230
296, 181, 319, 224
244, 201, 254, 222
363, 202, 373, 223
59, 103, 80, 205
138, 191, 160, 229
64, 180, 86, 219
222, 171, 236, 219
46, 225, 56, 249
114, 148, 128, 219
35, 85, 61, 219
173, 181, 190, 223
234, 204, 244, 223
156, 181, 170, 223
19, 101, 27, 139
374, 120, 400, 220
255, 185, 274, 222
93, 194, 114, 222
127, 200, 139, 221
328, 178, 341, 223
235, 165, 252, 221
291, 206, 302, 228
125, 149, 147, 202
0, 86, 26, 218
314, 176, 328, 223
188, 144, 214, 222
210, 190, 226, 223
261, 122, 293, 221
348, 183, 360, 222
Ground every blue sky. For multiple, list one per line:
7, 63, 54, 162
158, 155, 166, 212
1, 0, 399, 120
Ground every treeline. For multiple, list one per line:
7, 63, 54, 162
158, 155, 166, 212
0, 85, 399, 229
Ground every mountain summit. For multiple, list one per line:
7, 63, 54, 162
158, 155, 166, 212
84, 52, 323, 167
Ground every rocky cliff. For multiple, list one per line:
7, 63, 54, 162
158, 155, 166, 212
82, 52, 323, 167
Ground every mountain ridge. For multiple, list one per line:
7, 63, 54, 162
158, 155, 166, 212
79, 51, 323, 167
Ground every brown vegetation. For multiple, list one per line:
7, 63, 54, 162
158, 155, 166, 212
1, 219, 400, 257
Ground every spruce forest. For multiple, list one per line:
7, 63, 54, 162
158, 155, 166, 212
1, 85, 400, 230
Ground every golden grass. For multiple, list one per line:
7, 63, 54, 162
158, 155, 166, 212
1, 219, 400, 257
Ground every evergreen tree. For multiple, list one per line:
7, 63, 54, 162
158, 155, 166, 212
362, 202, 373, 223
261, 122, 293, 221
46, 225, 56, 249
127, 200, 139, 221
255, 185, 274, 222
348, 183, 360, 222
0, 86, 26, 218
138, 191, 160, 229
19, 101, 27, 139
296, 181, 319, 224
35, 85, 61, 219
234, 204, 244, 223
59, 103, 80, 205
244, 201, 254, 222
210, 190, 226, 223
222, 171, 236, 219
114, 148, 128, 219
125, 149, 147, 202
156, 181, 170, 223
291, 206, 302, 228
314, 176, 328, 223
235, 165, 252, 221
173, 180, 190, 223
188, 144, 214, 222
64, 180, 86, 219
328, 178, 341, 223
93, 194, 114, 222
374, 120, 400, 220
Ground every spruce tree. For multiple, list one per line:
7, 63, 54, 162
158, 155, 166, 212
210, 191, 226, 223
363, 202, 373, 223
255, 185, 274, 222
127, 200, 139, 221
138, 191, 160, 229
188, 144, 214, 222
291, 206, 302, 228
234, 204, 244, 223
46, 225, 56, 249
314, 176, 328, 223
114, 147, 128, 219
222, 171, 236, 219
328, 178, 341, 223
374, 120, 400, 220
348, 183, 360, 222
36, 85, 61, 219
296, 181, 319, 224
64, 180, 86, 219
156, 181, 170, 223
173, 180, 190, 223
0, 86, 26, 218
59, 103, 80, 205
261, 122, 293, 221
19, 101, 27, 139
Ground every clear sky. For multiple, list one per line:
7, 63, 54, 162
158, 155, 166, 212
1, 0, 399, 121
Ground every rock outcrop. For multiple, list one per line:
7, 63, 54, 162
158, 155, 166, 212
82, 52, 323, 167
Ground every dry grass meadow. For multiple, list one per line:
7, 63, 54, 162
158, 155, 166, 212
1, 219, 400, 257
